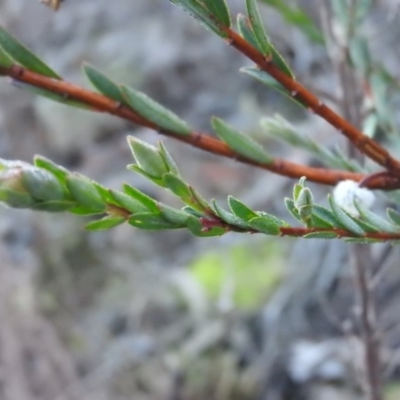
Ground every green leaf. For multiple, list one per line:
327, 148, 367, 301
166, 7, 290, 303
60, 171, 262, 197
0, 26, 60, 78
304, 231, 339, 239
258, 0, 324, 44
31, 200, 76, 212
127, 137, 168, 179
182, 206, 204, 218
246, 0, 271, 56
354, 199, 400, 234
189, 186, 212, 212
83, 63, 126, 103
241, 67, 300, 107
127, 164, 165, 187
269, 41, 294, 78
122, 86, 191, 135
163, 173, 192, 201
212, 117, 272, 164
159, 204, 189, 227
237, 14, 262, 51
93, 183, 116, 205
248, 216, 280, 235
123, 184, 159, 213
202, 0, 231, 27
85, 216, 126, 231
0, 45, 14, 69
350, 216, 379, 233
328, 194, 365, 236
311, 205, 337, 228
109, 190, 148, 214
66, 174, 106, 211
211, 200, 251, 229
0, 189, 36, 208
261, 117, 365, 171
158, 142, 180, 176
293, 180, 304, 202
228, 195, 258, 221
294, 187, 313, 210
387, 208, 400, 226
21, 167, 66, 201
34, 156, 69, 185
169, 0, 229, 37
284, 197, 303, 224
128, 212, 180, 230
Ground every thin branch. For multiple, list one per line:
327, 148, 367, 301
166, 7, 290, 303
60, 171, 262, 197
351, 246, 383, 400
0, 65, 400, 190
0, 64, 399, 190
224, 29, 400, 177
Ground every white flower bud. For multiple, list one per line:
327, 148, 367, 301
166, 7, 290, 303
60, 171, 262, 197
333, 180, 375, 217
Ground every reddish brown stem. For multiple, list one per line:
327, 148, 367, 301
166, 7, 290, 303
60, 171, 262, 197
1, 64, 399, 190
225, 29, 400, 177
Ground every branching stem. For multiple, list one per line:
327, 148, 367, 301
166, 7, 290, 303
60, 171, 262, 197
0, 65, 399, 190
225, 29, 400, 177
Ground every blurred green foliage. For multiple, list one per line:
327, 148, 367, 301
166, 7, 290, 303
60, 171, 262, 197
190, 239, 284, 309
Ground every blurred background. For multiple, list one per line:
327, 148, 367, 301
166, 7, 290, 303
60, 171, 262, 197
1, 0, 400, 399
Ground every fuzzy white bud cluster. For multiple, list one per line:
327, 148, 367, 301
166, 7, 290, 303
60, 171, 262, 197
333, 180, 375, 217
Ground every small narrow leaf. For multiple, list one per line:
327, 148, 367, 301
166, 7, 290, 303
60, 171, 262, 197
0, 26, 60, 78
284, 197, 303, 224
202, 0, 231, 27
246, 0, 271, 56
159, 204, 189, 227
122, 86, 191, 135
163, 173, 192, 201
259, 0, 324, 44
387, 208, 400, 226
212, 200, 251, 229
189, 187, 212, 212
0, 45, 13, 69
21, 167, 66, 201
128, 212, 179, 230
123, 184, 159, 213
248, 216, 280, 235
241, 67, 302, 105
109, 190, 148, 214
85, 216, 126, 231
34, 156, 70, 184
66, 174, 106, 211
328, 194, 365, 236
228, 195, 258, 221
311, 205, 337, 228
294, 187, 313, 210
237, 14, 262, 51
354, 199, 400, 234
182, 206, 204, 218
127, 136, 168, 179
83, 63, 126, 103
269, 42, 294, 78
32, 200, 76, 212
158, 142, 180, 176
169, 0, 228, 37
212, 117, 272, 164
